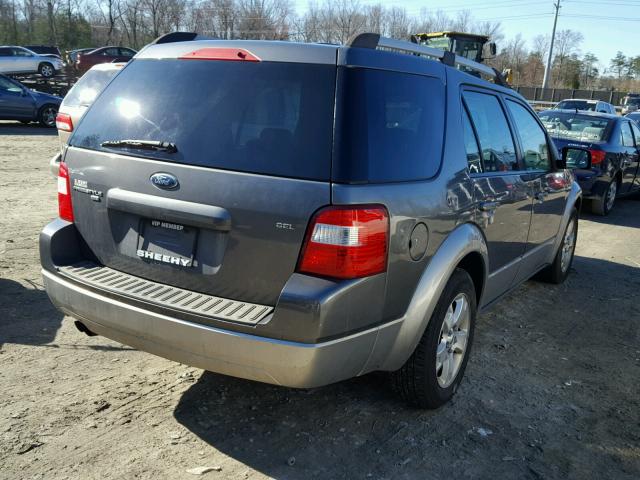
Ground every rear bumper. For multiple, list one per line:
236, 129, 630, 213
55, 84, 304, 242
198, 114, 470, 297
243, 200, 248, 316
42, 268, 400, 388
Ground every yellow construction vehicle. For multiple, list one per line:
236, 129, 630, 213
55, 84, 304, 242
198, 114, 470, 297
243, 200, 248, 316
411, 31, 496, 65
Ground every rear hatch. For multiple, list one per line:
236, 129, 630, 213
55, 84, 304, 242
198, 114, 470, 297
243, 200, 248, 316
65, 47, 337, 306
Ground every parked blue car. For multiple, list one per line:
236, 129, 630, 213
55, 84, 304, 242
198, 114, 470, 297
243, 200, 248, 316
0, 74, 61, 127
539, 110, 640, 215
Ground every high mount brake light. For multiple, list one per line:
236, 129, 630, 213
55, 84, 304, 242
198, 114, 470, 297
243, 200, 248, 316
179, 48, 261, 62
297, 205, 389, 280
55, 112, 73, 132
58, 161, 74, 222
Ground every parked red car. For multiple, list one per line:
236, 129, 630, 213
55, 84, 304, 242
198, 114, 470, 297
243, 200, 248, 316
76, 46, 136, 73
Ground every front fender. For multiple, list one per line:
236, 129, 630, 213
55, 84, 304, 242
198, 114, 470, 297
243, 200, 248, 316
363, 223, 488, 373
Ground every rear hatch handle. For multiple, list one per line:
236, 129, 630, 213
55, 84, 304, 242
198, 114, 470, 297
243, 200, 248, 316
106, 188, 231, 231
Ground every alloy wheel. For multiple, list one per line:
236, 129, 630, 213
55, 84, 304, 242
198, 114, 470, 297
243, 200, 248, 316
41, 107, 57, 127
41, 65, 53, 77
560, 218, 576, 273
436, 293, 470, 388
606, 181, 617, 212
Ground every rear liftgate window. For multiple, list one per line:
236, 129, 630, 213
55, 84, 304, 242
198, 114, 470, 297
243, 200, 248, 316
70, 59, 337, 181
333, 68, 445, 183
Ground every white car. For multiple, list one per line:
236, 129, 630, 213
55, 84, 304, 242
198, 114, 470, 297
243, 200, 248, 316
0, 46, 64, 78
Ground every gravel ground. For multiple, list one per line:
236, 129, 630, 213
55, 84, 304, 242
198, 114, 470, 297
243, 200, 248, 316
1, 121, 639, 480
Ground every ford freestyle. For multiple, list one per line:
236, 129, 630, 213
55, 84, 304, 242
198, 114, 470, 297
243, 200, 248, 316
40, 33, 582, 408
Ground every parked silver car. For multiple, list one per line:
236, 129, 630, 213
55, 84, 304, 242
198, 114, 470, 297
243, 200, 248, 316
0, 46, 64, 78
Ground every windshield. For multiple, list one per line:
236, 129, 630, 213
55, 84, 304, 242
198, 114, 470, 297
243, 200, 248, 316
62, 68, 121, 107
453, 38, 483, 62
539, 111, 612, 142
70, 59, 336, 181
555, 100, 595, 111
423, 37, 452, 51
623, 97, 640, 106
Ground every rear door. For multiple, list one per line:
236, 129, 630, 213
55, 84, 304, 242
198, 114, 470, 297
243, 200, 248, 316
462, 89, 532, 304
504, 98, 566, 275
66, 56, 336, 306
11, 48, 35, 73
619, 120, 639, 194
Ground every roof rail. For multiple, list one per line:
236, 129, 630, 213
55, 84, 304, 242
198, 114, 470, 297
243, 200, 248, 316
150, 32, 201, 45
347, 33, 508, 87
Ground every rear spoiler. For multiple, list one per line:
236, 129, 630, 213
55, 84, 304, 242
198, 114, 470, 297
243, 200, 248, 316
136, 32, 215, 57
151, 32, 205, 45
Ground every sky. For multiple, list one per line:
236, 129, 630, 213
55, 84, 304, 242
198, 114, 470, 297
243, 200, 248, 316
292, 0, 640, 71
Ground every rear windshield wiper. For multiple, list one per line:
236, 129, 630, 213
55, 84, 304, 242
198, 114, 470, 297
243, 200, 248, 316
101, 139, 178, 153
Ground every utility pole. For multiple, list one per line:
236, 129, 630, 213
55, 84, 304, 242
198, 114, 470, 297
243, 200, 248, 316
542, 0, 561, 89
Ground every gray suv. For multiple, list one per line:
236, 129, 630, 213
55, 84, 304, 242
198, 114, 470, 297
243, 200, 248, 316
40, 34, 582, 408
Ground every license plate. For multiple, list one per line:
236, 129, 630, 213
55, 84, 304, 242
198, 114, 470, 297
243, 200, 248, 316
136, 219, 197, 267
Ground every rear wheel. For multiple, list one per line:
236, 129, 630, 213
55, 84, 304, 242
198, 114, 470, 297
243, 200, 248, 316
591, 178, 617, 216
538, 208, 578, 284
391, 269, 476, 409
38, 104, 58, 127
38, 62, 55, 78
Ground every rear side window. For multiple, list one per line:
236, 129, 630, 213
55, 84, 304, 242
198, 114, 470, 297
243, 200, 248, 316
631, 122, 640, 146
621, 122, 635, 147
70, 59, 337, 181
462, 107, 482, 174
506, 100, 550, 171
62, 68, 121, 107
333, 68, 445, 183
463, 91, 518, 172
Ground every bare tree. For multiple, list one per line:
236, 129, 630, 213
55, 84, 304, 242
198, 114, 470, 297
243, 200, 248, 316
236, 0, 292, 40
385, 6, 410, 39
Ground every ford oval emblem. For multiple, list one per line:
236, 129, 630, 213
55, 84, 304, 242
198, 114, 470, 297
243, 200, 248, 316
150, 172, 179, 190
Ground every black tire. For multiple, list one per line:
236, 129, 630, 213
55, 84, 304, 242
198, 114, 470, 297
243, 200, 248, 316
391, 269, 477, 409
38, 104, 58, 128
538, 208, 578, 284
38, 62, 55, 78
591, 178, 618, 216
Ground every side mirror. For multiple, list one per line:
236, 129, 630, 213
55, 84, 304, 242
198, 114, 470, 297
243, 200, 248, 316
562, 146, 591, 169
483, 42, 497, 60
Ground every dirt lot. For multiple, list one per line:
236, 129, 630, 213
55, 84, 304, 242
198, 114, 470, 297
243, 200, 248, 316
0, 121, 639, 480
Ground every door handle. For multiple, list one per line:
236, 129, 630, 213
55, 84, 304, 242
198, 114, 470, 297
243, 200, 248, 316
479, 201, 498, 212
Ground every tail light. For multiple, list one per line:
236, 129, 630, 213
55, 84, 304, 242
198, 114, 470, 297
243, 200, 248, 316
589, 150, 605, 166
55, 112, 73, 132
297, 205, 388, 280
58, 162, 74, 222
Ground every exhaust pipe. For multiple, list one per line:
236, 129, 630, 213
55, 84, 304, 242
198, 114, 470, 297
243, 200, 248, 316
74, 320, 98, 337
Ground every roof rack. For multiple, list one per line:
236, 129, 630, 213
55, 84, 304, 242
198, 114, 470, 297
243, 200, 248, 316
347, 33, 508, 87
